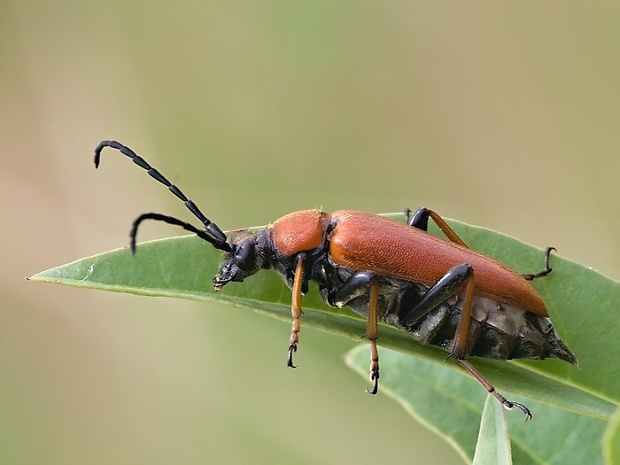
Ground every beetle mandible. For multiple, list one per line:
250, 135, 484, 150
94, 140, 577, 420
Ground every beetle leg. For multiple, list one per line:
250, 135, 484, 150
458, 359, 532, 420
400, 264, 473, 327
287, 253, 306, 369
521, 246, 556, 281
451, 265, 476, 360
405, 207, 467, 247
399, 263, 533, 419
324, 271, 381, 394
452, 267, 533, 420
366, 276, 380, 395
328, 271, 374, 307
404, 207, 429, 230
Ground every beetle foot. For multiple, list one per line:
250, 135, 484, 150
287, 342, 297, 368
365, 362, 380, 395
504, 400, 532, 421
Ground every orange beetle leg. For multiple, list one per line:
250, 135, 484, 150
366, 277, 380, 395
452, 267, 533, 421
287, 253, 306, 368
405, 207, 468, 247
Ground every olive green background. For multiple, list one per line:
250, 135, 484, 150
2, 2, 619, 464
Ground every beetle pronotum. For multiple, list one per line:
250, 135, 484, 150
95, 140, 577, 420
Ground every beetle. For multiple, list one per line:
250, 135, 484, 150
94, 140, 577, 420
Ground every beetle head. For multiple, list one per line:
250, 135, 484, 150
213, 229, 271, 290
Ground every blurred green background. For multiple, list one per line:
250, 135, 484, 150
2, 2, 619, 464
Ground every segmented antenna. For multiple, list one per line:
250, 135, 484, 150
94, 140, 231, 252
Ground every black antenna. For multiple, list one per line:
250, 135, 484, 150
94, 140, 231, 253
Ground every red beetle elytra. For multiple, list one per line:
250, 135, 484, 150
95, 140, 577, 420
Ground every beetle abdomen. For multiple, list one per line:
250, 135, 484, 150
319, 268, 576, 364
422, 294, 577, 363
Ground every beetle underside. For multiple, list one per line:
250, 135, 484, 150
324, 271, 577, 364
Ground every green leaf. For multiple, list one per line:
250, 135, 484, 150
31, 214, 620, 461
472, 396, 512, 465
346, 345, 607, 464
604, 406, 620, 465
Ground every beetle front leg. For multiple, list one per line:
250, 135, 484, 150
287, 253, 306, 368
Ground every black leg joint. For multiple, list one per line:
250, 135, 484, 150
327, 271, 375, 307
405, 207, 431, 231
401, 263, 473, 326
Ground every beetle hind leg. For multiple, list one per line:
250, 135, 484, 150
457, 359, 532, 420
451, 266, 533, 420
401, 262, 533, 419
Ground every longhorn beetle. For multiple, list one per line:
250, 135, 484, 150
94, 140, 577, 420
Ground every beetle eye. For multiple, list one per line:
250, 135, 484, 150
234, 240, 255, 271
